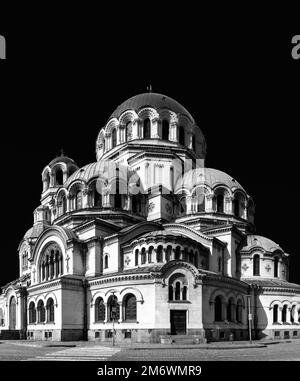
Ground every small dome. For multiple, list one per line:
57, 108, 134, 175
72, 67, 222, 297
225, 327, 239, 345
48, 155, 77, 167
241, 235, 283, 253
109, 92, 194, 122
179, 168, 246, 194
64, 162, 100, 188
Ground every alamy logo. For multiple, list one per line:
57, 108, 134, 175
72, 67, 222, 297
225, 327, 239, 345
291, 35, 300, 60
0, 35, 6, 59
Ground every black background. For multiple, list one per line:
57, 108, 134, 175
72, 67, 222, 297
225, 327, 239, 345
0, 6, 299, 290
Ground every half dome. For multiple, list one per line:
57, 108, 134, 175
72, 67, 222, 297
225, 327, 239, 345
109, 92, 194, 121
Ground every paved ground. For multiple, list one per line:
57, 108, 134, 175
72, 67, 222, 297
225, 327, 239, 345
0, 339, 300, 361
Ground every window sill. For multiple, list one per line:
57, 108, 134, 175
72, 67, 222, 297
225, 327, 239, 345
168, 300, 191, 304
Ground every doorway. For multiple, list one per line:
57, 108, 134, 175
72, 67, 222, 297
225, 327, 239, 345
9, 296, 16, 330
170, 310, 186, 335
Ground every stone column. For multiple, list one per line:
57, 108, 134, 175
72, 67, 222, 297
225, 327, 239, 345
225, 196, 233, 214
187, 132, 193, 149
206, 194, 214, 212
278, 307, 283, 324
103, 303, 108, 323
170, 122, 178, 142
286, 307, 292, 324
132, 118, 140, 139
152, 117, 160, 138
118, 302, 123, 323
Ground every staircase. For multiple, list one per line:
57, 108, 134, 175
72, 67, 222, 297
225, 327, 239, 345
160, 335, 206, 345
0, 330, 20, 340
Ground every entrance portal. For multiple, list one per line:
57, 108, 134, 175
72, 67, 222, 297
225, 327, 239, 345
9, 296, 16, 330
170, 310, 186, 335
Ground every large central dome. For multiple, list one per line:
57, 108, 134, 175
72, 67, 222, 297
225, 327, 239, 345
109, 92, 194, 121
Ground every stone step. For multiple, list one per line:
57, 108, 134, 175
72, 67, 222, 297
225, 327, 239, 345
160, 335, 205, 345
0, 330, 20, 340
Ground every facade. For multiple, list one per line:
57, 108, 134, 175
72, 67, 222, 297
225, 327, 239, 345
0, 92, 300, 343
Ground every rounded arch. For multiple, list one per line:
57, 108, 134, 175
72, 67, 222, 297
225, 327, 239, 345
44, 292, 58, 307
119, 110, 138, 126
137, 107, 159, 121
32, 225, 73, 265
91, 291, 106, 306
105, 118, 119, 136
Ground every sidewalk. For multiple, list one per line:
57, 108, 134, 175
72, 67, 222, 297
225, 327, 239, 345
0, 339, 293, 350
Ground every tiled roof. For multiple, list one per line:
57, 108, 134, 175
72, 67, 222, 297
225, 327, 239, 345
243, 278, 300, 290
24, 222, 50, 239
109, 93, 194, 121
241, 235, 283, 253
64, 162, 101, 188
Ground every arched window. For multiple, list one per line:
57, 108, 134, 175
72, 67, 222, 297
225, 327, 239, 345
95, 297, 105, 322
192, 188, 205, 213
179, 196, 187, 215
162, 120, 169, 140
234, 198, 240, 217
132, 194, 142, 214
108, 295, 120, 321
112, 128, 117, 148
166, 246, 172, 262
126, 121, 132, 141
46, 298, 55, 323
182, 286, 187, 300
253, 254, 260, 276
156, 245, 163, 262
75, 190, 83, 209
143, 118, 151, 139
168, 285, 173, 301
62, 195, 67, 214
104, 255, 109, 269
148, 246, 153, 263
214, 296, 223, 321
227, 299, 234, 322
124, 294, 137, 321
141, 248, 146, 264
179, 126, 185, 145
273, 304, 278, 323
40, 244, 63, 282
282, 305, 287, 323
236, 300, 243, 323
216, 194, 224, 213
291, 305, 295, 323
274, 257, 279, 278
45, 172, 50, 190
37, 300, 46, 323
175, 281, 181, 300
55, 168, 63, 186
168, 273, 188, 302
135, 249, 139, 266
192, 135, 196, 151
175, 246, 181, 260
28, 302, 36, 324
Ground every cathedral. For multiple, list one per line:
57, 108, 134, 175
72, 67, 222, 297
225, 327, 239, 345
1, 92, 300, 343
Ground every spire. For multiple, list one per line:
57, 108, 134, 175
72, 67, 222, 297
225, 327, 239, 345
59, 147, 65, 157
147, 84, 152, 93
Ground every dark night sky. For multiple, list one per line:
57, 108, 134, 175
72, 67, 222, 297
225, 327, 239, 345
0, 9, 299, 287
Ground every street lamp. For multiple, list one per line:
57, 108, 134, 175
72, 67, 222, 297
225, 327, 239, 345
111, 292, 117, 347
247, 295, 252, 344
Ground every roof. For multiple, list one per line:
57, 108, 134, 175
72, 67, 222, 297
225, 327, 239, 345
180, 167, 246, 193
109, 93, 194, 121
24, 222, 50, 240
48, 155, 77, 167
241, 235, 283, 253
243, 278, 300, 290
64, 162, 100, 188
